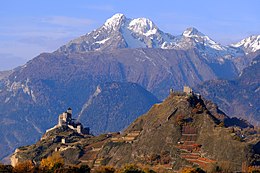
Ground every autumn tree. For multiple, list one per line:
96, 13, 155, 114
40, 152, 64, 171
13, 160, 34, 173
93, 165, 115, 173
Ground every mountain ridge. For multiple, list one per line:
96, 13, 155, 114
58, 13, 259, 62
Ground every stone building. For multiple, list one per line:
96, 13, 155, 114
183, 86, 193, 94
46, 108, 89, 134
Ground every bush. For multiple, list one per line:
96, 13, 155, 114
40, 152, 64, 171
181, 167, 205, 173
94, 165, 115, 173
78, 165, 91, 173
13, 160, 34, 173
0, 164, 13, 173
120, 164, 145, 173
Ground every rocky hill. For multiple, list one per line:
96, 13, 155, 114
196, 55, 260, 125
11, 91, 259, 172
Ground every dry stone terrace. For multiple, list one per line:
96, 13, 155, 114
177, 125, 215, 169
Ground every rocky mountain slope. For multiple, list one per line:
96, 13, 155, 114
0, 70, 11, 80
11, 91, 259, 172
0, 13, 259, 161
77, 82, 159, 134
196, 55, 260, 125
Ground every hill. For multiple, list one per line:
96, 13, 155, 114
11, 90, 259, 172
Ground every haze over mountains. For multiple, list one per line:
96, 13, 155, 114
0, 13, 259, 161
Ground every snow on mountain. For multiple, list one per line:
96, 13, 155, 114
58, 13, 252, 62
182, 27, 224, 51
103, 13, 126, 30
166, 27, 245, 62
58, 13, 175, 53
128, 18, 158, 36
231, 35, 260, 54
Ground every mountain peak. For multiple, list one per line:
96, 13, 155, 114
182, 27, 204, 37
104, 13, 127, 29
128, 17, 158, 36
231, 35, 260, 53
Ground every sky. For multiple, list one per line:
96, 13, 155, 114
0, 0, 259, 70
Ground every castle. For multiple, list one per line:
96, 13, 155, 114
46, 108, 89, 134
183, 86, 193, 94
170, 86, 201, 99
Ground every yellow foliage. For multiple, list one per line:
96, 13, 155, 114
13, 160, 34, 173
180, 167, 205, 173
181, 167, 195, 173
248, 166, 260, 173
40, 152, 64, 170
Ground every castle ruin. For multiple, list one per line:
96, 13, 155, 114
46, 108, 89, 134
183, 86, 193, 94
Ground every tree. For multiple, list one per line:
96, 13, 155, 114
40, 152, 64, 171
0, 163, 13, 173
78, 165, 91, 173
13, 160, 34, 173
120, 164, 145, 173
93, 166, 115, 173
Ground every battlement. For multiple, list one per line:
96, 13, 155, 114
45, 108, 89, 135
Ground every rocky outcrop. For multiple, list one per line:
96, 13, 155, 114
10, 149, 20, 167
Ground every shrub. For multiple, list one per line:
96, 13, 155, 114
78, 165, 91, 173
0, 163, 13, 173
94, 165, 115, 173
120, 164, 145, 173
13, 160, 34, 173
40, 152, 64, 170
181, 167, 205, 173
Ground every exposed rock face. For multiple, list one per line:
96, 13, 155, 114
10, 149, 19, 167
11, 92, 259, 172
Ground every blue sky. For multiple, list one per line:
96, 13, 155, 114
0, 0, 259, 70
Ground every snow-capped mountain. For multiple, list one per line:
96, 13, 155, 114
168, 27, 245, 61
58, 13, 175, 53
231, 35, 260, 54
58, 13, 250, 63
